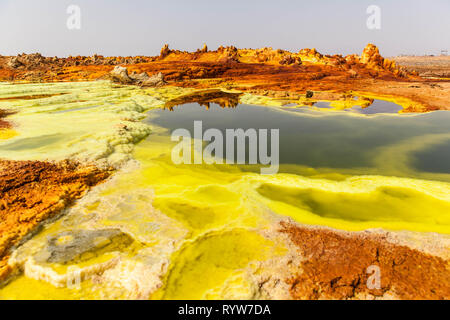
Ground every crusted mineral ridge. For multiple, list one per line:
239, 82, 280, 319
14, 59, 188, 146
44, 229, 134, 264
109, 66, 166, 87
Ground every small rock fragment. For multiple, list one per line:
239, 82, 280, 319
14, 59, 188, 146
110, 66, 133, 84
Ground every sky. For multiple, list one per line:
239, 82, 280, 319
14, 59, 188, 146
0, 0, 449, 57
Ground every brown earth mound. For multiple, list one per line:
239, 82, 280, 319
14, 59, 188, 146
0, 160, 113, 282
280, 221, 450, 300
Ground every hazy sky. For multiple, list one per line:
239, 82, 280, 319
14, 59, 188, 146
0, 0, 449, 57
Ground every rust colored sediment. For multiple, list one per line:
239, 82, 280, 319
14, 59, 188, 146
0, 160, 113, 281
1, 44, 449, 112
0, 110, 15, 129
280, 221, 450, 300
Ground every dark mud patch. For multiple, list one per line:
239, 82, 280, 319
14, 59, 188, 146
0, 110, 16, 129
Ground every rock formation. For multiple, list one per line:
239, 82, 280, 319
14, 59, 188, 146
360, 43, 406, 76
7, 57, 23, 69
160, 44, 171, 59
279, 54, 302, 66
110, 66, 166, 87
110, 66, 133, 84
141, 72, 166, 87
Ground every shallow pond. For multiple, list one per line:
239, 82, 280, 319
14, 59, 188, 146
149, 102, 450, 180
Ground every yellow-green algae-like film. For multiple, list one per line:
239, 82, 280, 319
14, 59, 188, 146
0, 81, 194, 165
0, 81, 449, 299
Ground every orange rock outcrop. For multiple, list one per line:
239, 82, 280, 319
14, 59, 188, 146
281, 222, 450, 300
360, 43, 406, 77
2, 44, 447, 111
0, 160, 113, 282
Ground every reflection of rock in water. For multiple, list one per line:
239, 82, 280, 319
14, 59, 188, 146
43, 229, 134, 264
0, 109, 15, 129
164, 89, 241, 111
